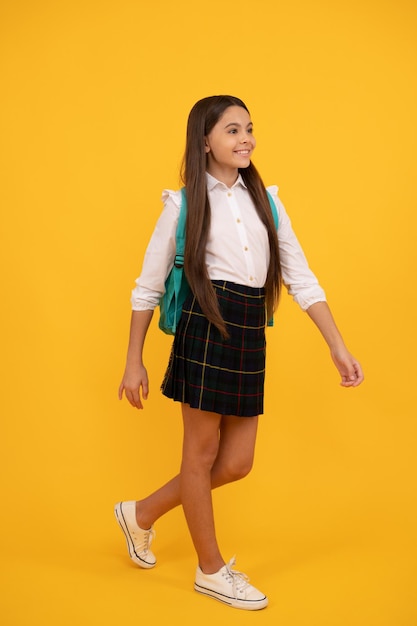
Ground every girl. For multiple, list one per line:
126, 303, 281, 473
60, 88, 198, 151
116, 95, 364, 611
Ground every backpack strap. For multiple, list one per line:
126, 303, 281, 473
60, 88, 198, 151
173, 187, 187, 268
265, 190, 278, 327
266, 189, 279, 229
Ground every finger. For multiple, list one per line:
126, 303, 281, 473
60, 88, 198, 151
130, 389, 143, 410
340, 362, 364, 387
118, 382, 124, 400
351, 362, 364, 386
141, 380, 149, 400
339, 362, 356, 384
124, 388, 136, 408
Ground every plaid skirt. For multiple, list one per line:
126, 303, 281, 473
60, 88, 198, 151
161, 281, 267, 417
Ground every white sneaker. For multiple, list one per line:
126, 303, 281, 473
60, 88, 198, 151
194, 557, 268, 610
114, 501, 156, 569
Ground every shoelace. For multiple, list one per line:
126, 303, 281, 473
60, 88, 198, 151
222, 557, 251, 595
132, 527, 155, 554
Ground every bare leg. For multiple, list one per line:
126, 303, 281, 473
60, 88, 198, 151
136, 412, 258, 528
136, 409, 259, 566
179, 405, 223, 572
212, 414, 258, 484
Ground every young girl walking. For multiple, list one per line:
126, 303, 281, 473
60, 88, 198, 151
116, 95, 364, 611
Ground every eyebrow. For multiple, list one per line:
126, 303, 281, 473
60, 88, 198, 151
224, 122, 253, 129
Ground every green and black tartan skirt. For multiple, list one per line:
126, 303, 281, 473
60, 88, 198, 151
161, 280, 267, 417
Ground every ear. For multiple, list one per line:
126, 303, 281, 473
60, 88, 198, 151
204, 137, 210, 153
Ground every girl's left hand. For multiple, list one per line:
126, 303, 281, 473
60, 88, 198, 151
330, 347, 364, 387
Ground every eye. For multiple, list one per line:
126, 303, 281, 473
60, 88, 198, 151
228, 128, 238, 134
247, 127, 254, 134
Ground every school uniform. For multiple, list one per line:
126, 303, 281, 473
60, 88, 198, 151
131, 173, 326, 417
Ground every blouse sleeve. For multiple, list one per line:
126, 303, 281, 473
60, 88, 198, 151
130, 189, 182, 311
267, 185, 327, 310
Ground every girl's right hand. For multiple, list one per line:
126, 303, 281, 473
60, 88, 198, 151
118, 363, 149, 409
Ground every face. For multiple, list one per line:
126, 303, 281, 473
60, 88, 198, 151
204, 105, 256, 184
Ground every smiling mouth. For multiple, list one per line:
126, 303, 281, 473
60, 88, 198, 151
234, 150, 250, 155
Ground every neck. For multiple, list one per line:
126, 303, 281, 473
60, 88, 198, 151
206, 167, 239, 189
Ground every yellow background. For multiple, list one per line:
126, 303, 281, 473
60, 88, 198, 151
1, 1, 416, 624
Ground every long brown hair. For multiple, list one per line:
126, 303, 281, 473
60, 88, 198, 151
181, 95, 281, 338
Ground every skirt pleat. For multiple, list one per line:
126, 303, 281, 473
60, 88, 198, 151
161, 281, 267, 417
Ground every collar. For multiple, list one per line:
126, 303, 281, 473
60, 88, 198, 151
206, 171, 247, 191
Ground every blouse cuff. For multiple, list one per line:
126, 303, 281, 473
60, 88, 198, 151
292, 290, 327, 311
131, 289, 161, 311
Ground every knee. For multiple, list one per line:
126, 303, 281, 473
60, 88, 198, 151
182, 439, 220, 473
220, 457, 254, 483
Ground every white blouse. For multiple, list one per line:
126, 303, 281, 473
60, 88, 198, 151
131, 172, 326, 312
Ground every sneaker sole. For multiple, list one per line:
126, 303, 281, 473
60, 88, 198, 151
114, 502, 156, 569
194, 582, 268, 610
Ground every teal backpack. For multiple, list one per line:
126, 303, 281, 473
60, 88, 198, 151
159, 188, 279, 335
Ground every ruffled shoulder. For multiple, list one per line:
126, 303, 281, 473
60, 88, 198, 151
161, 188, 183, 208
266, 184, 279, 198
